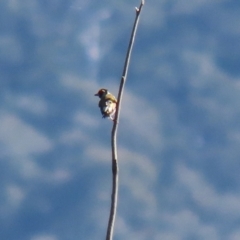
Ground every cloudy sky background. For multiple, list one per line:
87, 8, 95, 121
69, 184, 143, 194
1, 0, 240, 239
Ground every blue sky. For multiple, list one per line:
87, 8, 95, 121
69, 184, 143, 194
1, 0, 240, 239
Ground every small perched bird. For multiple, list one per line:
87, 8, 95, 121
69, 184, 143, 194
94, 88, 117, 120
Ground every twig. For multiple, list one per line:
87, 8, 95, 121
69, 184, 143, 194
106, 1, 145, 240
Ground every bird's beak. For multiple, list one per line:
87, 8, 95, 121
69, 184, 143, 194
94, 93, 98, 96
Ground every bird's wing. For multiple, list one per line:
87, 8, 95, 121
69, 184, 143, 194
106, 93, 117, 103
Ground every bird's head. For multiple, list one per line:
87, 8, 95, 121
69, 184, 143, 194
94, 88, 108, 98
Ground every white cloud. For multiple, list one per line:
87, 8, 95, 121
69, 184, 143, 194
58, 110, 100, 146
143, 1, 167, 28
6, 184, 25, 208
0, 184, 26, 220
183, 51, 226, 85
59, 128, 88, 145
0, 35, 22, 63
15, 94, 48, 115
60, 73, 99, 100
0, 112, 53, 157
31, 234, 58, 240
85, 144, 111, 163
229, 230, 240, 240
118, 148, 158, 219
171, 0, 227, 14
159, 210, 218, 240
0, 112, 67, 184
3, 92, 48, 116
176, 164, 240, 219
73, 111, 99, 128
79, 23, 101, 61
50, 169, 72, 183
85, 143, 158, 219
121, 89, 162, 148
7, 0, 20, 12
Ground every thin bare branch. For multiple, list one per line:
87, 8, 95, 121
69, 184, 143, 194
106, 1, 145, 240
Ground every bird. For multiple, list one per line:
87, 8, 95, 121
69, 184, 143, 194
94, 88, 117, 120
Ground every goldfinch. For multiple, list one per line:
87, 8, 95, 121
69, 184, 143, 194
94, 88, 117, 120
